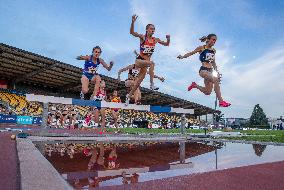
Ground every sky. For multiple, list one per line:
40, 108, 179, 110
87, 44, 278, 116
0, 0, 284, 118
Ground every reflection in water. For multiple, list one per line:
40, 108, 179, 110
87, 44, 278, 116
252, 144, 267, 157
36, 141, 284, 188
45, 143, 75, 158
36, 142, 215, 189
213, 141, 224, 170
122, 172, 139, 184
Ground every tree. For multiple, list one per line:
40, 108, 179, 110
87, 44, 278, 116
249, 104, 269, 127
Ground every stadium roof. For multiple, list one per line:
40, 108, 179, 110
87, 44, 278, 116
0, 43, 220, 116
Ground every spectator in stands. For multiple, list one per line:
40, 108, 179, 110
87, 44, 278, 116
69, 108, 78, 129
61, 108, 69, 128
93, 80, 107, 131
0, 104, 6, 114
76, 46, 114, 100
110, 90, 121, 129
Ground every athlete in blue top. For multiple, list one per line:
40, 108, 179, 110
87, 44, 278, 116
177, 34, 231, 107
76, 46, 113, 100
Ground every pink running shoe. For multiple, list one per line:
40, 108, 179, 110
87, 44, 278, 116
188, 82, 197, 91
219, 100, 231, 107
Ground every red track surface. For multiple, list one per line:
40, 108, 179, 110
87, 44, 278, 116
0, 132, 21, 190
1, 124, 284, 190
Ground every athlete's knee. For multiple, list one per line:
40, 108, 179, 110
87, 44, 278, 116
94, 76, 101, 84
211, 75, 220, 82
82, 88, 89, 94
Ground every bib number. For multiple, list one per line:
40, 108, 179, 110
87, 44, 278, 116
95, 94, 105, 101
142, 45, 155, 55
205, 53, 215, 63
88, 66, 97, 74
132, 69, 139, 77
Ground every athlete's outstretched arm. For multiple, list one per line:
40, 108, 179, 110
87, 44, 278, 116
133, 50, 139, 57
76, 55, 89, 60
156, 35, 170, 46
99, 58, 113, 71
118, 64, 135, 75
117, 64, 135, 80
130, 15, 144, 40
177, 46, 203, 59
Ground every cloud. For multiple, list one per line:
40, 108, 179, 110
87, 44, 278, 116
128, 0, 284, 118
221, 45, 284, 118
1, 0, 283, 119
128, 0, 222, 107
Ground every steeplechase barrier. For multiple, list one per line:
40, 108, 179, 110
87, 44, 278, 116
26, 94, 194, 134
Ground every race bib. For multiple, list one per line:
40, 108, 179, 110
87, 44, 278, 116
205, 53, 215, 63
94, 94, 105, 101
142, 45, 155, 55
88, 66, 97, 74
132, 69, 140, 77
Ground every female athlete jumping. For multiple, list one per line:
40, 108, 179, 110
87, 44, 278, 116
76, 46, 113, 100
125, 14, 170, 105
177, 34, 231, 107
118, 51, 165, 104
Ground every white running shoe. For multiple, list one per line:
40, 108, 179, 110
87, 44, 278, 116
150, 84, 159, 91
125, 94, 130, 106
80, 91, 84, 100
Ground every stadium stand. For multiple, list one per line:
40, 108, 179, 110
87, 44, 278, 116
1, 89, 202, 129
0, 88, 42, 115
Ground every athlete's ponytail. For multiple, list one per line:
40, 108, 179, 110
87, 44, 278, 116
199, 34, 217, 42
199, 36, 207, 42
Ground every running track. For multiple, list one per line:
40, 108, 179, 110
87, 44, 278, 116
1, 124, 284, 190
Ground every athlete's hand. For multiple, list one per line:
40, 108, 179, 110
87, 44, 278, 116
132, 15, 138, 22
166, 35, 170, 40
160, 77, 165, 82
109, 61, 114, 69
177, 55, 183, 59
76, 56, 82, 60
218, 72, 222, 79
133, 50, 139, 56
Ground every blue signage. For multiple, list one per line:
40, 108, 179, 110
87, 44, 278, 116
0, 114, 17, 123
32, 117, 42, 124
17, 116, 33, 125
